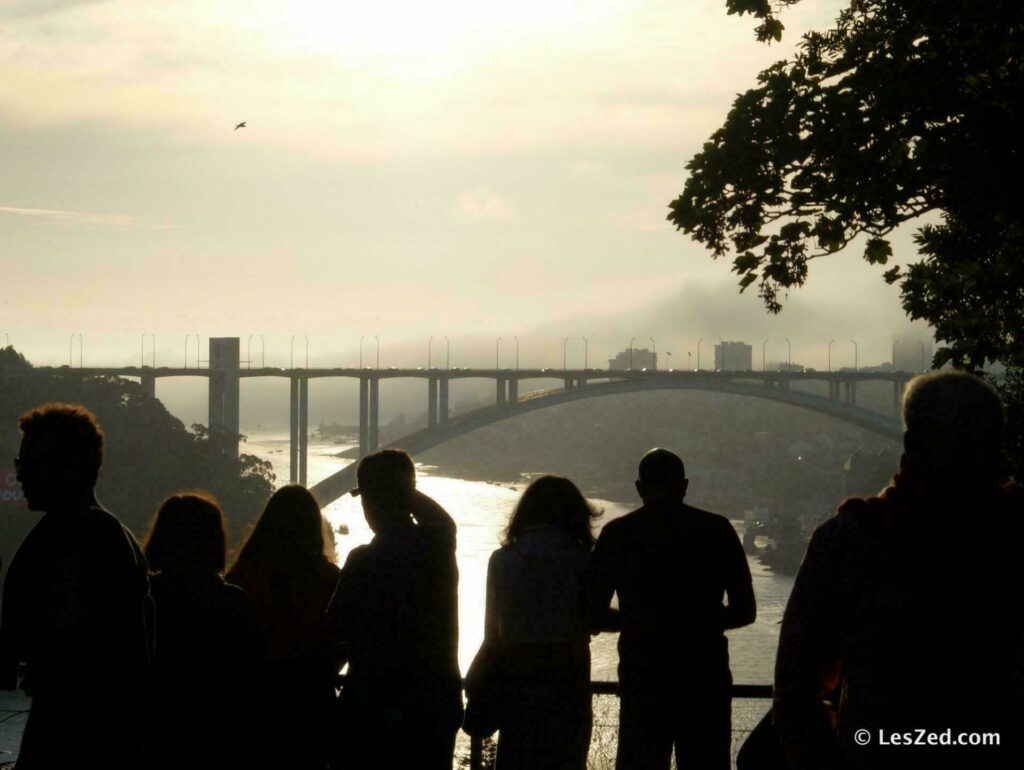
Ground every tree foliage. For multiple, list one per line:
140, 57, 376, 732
669, 0, 1024, 369
0, 349, 275, 550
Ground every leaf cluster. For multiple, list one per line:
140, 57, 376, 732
670, 0, 1024, 368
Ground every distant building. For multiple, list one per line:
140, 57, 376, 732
714, 341, 752, 371
608, 347, 657, 370
778, 362, 805, 373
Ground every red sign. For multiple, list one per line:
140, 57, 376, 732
1, 468, 25, 507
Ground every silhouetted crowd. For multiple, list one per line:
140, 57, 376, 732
2, 370, 1022, 770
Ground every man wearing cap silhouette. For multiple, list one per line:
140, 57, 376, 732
0, 403, 151, 769
590, 448, 755, 770
327, 448, 462, 770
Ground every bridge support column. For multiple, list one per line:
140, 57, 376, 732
299, 378, 309, 485
141, 373, 156, 399
496, 376, 506, 406
208, 337, 240, 461
428, 377, 438, 428
440, 378, 450, 425
508, 377, 518, 404
828, 380, 836, 401
844, 381, 852, 404
850, 381, 857, 405
368, 377, 380, 452
358, 378, 369, 457
290, 378, 299, 482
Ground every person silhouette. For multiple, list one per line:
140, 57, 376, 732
477, 475, 600, 769
226, 484, 341, 770
327, 449, 462, 770
589, 448, 755, 770
773, 371, 1024, 770
0, 403, 152, 770
143, 492, 254, 770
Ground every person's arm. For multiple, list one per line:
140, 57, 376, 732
721, 522, 756, 630
587, 527, 621, 634
483, 551, 500, 643
772, 521, 845, 770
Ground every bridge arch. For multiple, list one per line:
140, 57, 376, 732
310, 377, 902, 506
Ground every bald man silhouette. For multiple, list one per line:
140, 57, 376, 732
590, 448, 755, 770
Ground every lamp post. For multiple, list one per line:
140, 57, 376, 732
513, 336, 519, 371
785, 338, 792, 369
892, 339, 900, 371
762, 338, 769, 373
828, 339, 835, 373
851, 339, 858, 372
70, 333, 76, 368
697, 338, 703, 371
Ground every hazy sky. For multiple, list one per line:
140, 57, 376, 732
2, 0, 933, 377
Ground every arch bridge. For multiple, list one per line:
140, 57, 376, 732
6, 337, 909, 503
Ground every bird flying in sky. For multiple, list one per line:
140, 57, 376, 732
234, 121, 246, 130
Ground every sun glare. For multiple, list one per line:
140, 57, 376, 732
277, 0, 580, 59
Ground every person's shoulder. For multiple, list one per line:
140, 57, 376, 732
682, 504, 735, 529
597, 508, 642, 538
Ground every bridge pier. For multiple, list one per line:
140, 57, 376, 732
141, 373, 156, 399
844, 381, 852, 404
428, 377, 438, 427
496, 376, 506, 406
299, 378, 309, 485
508, 377, 518, 404
440, 378, 450, 425
208, 338, 240, 460
358, 378, 369, 457
368, 378, 380, 453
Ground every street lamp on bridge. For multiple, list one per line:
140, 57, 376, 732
828, 339, 835, 373
762, 338, 769, 373
513, 336, 519, 371
851, 339, 858, 372
892, 339, 900, 371
785, 338, 792, 369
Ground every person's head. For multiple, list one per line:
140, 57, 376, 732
17, 403, 104, 511
356, 449, 416, 534
901, 371, 1005, 483
144, 492, 227, 575
635, 448, 688, 506
502, 475, 601, 548
229, 484, 329, 579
